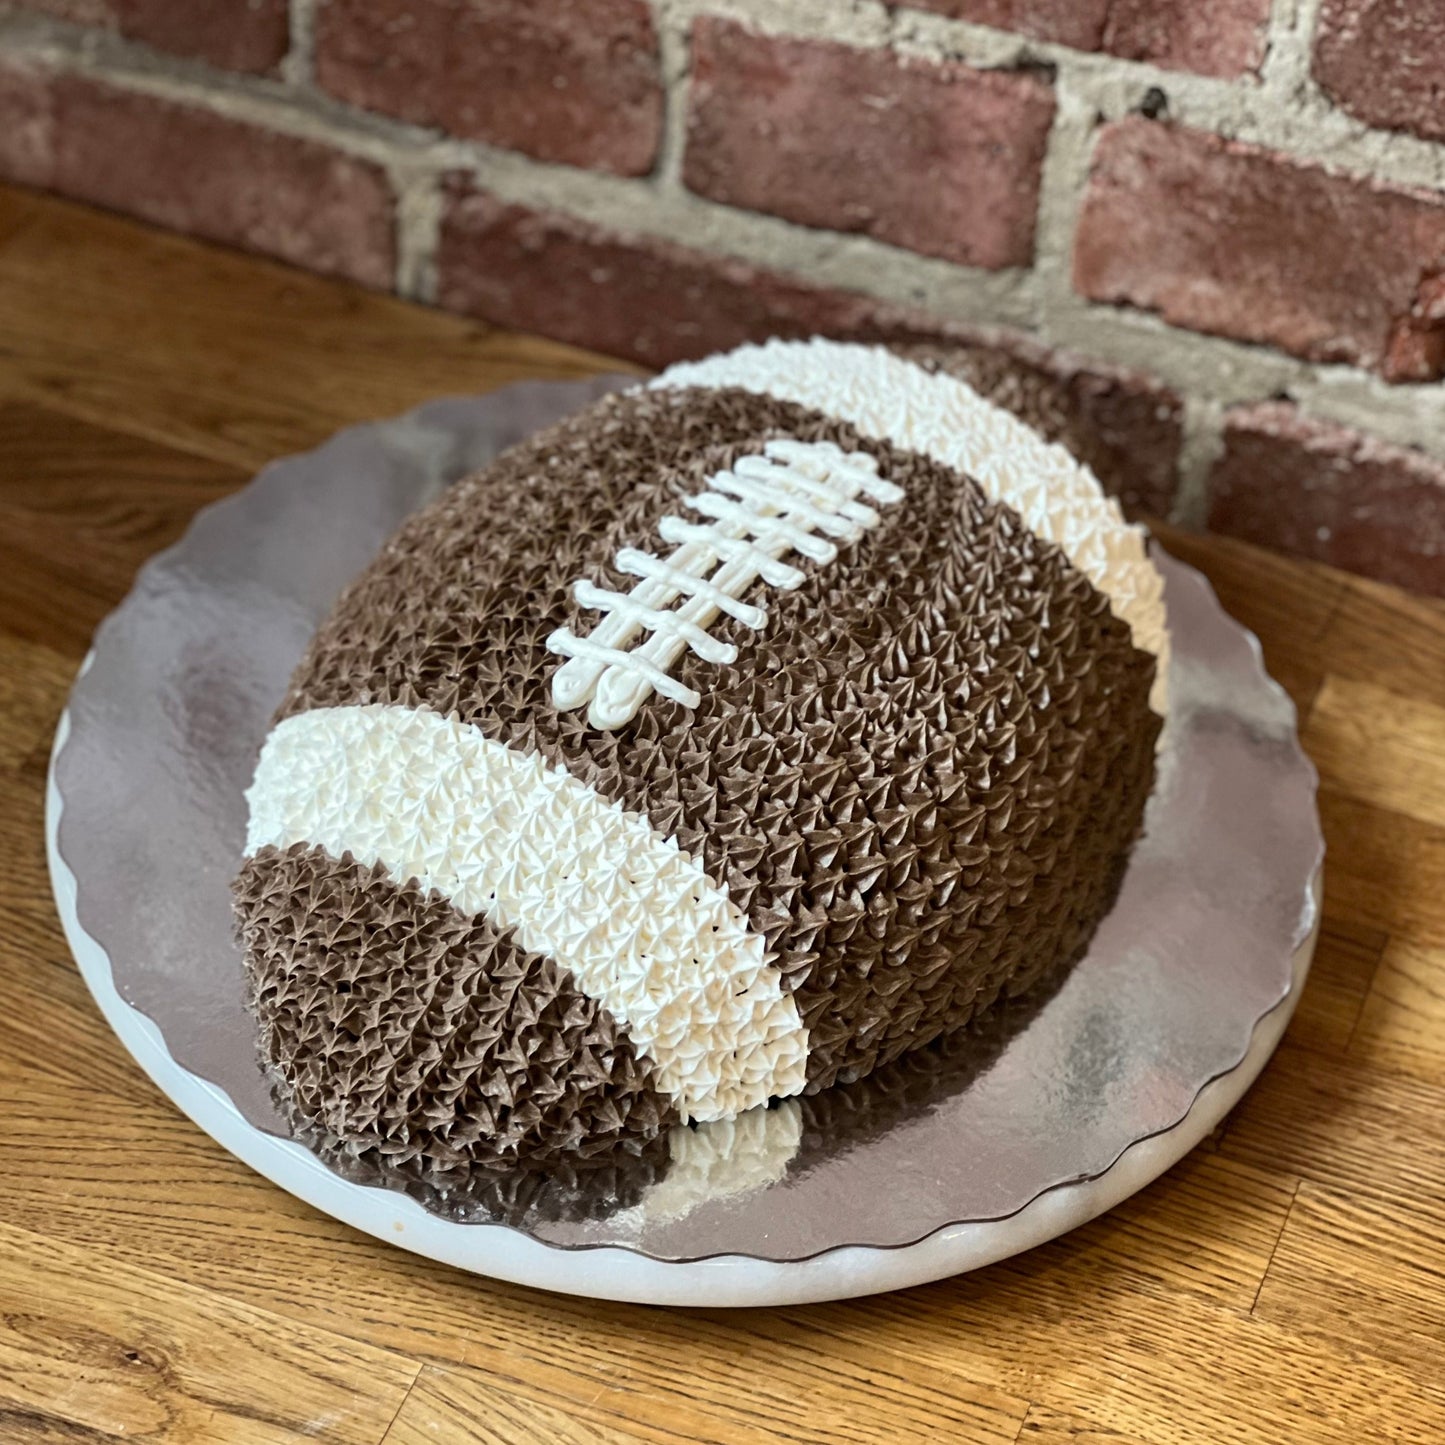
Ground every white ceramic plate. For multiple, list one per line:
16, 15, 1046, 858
47, 383, 1323, 1305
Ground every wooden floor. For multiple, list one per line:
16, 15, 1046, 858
2, 183, 1444, 1444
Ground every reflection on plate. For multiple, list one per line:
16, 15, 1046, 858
297, 962, 1069, 1232
51, 381, 1322, 1274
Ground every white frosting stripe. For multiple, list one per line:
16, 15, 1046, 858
652, 339, 1170, 712
244, 704, 808, 1122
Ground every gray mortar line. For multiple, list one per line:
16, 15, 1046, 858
712, 0, 1445, 190
4, 3, 1034, 327
0, 9, 440, 159
649, 0, 697, 190
1258, 0, 1317, 95
393, 166, 444, 303
1029, 83, 1101, 338
6, 6, 1444, 463
1170, 396, 1228, 529
462, 139, 1041, 328
280, 0, 316, 89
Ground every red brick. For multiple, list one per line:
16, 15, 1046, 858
0, 59, 395, 288
1313, 0, 1445, 145
436, 185, 1182, 514
11, 0, 289, 74
437, 185, 886, 366
885, 332, 1183, 517
895, 0, 1266, 75
894, 0, 1108, 50
1208, 403, 1445, 595
1102, 0, 1270, 78
0, 56, 52, 189
315, 0, 662, 177
1074, 118, 1445, 383
683, 19, 1055, 269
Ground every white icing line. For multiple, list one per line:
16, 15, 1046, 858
547, 437, 900, 731
652, 339, 1170, 714
244, 704, 809, 1123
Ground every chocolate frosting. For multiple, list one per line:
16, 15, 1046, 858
275, 925, 1081, 1230
234, 843, 676, 1168
269, 384, 1160, 1113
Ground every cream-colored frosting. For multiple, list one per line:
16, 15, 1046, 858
548, 437, 903, 730
625, 1100, 804, 1225
244, 704, 808, 1122
653, 338, 1170, 713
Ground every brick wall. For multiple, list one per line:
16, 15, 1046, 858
0, 0, 1441, 594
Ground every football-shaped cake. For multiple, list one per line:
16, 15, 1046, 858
234, 338, 1168, 1173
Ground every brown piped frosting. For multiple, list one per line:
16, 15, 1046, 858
235, 844, 675, 1168
236, 345, 1164, 1173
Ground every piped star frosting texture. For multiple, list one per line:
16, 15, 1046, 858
244, 703, 807, 1123
234, 340, 1167, 1170
655, 338, 1169, 712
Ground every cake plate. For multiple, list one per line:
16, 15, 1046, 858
47, 379, 1323, 1307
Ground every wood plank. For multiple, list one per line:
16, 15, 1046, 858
1151, 523, 1338, 726
0, 1218, 418, 1443
1254, 1183, 1445, 1385
1350, 936, 1445, 1085
1304, 677, 1445, 829
1219, 1041, 1445, 1211
0, 189, 631, 475
1284, 914, 1384, 1057
0, 1041, 1298, 1335
0, 401, 245, 656
0, 186, 43, 249
0, 630, 71, 773
386, 1343, 1027, 1445
0, 765, 56, 927
1154, 525, 1445, 717
1313, 570, 1445, 713
1018, 1149, 1296, 1313
382, 1366, 646, 1445
1017, 1406, 1152, 1445
0, 1058, 1034, 1444
1316, 788, 1445, 946
0, 1053, 1422, 1445
785, 1268, 1444, 1445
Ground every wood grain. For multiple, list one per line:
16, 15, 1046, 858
1253, 1183, 1445, 1384
1285, 914, 1384, 1055
0, 189, 631, 477
381, 1366, 650, 1445
1350, 936, 1445, 1084
1305, 678, 1445, 828
0, 1220, 417, 1442
1017, 1407, 1153, 1445
0, 402, 246, 657
2, 184, 1445, 1443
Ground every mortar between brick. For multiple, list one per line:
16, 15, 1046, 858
393, 165, 442, 303
650, 0, 695, 188
4, 4, 1444, 471
1172, 396, 1228, 529
280, 0, 315, 88
676, 0, 1445, 191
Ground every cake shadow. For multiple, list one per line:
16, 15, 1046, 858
284, 950, 1075, 1234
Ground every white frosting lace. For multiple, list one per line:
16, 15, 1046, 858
547, 438, 903, 730
653, 339, 1171, 714
244, 704, 809, 1122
